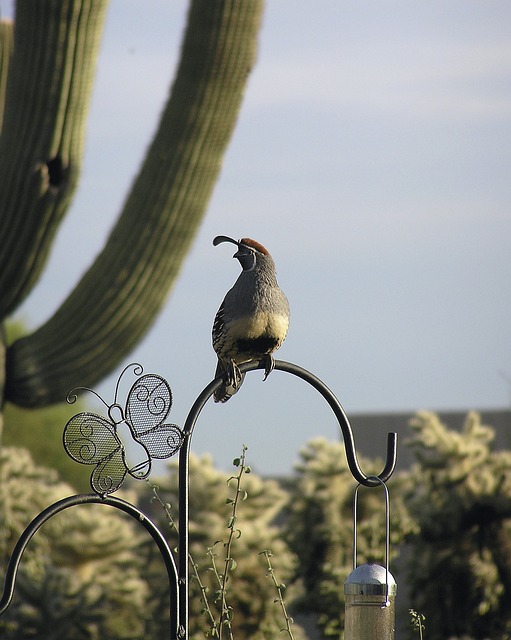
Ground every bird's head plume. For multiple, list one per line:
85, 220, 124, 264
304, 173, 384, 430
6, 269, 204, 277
213, 235, 270, 272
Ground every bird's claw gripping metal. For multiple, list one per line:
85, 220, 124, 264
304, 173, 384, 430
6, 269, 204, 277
228, 360, 243, 390
262, 354, 275, 381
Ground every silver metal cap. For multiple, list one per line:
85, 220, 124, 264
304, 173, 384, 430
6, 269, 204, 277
344, 563, 397, 596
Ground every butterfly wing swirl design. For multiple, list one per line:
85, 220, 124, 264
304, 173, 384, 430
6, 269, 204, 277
63, 412, 127, 495
126, 374, 184, 463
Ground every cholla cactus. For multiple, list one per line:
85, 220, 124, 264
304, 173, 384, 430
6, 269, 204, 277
404, 412, 511, 639
0, 447, 152, 638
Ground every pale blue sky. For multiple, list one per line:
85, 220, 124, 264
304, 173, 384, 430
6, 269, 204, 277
5, 1, 511, 475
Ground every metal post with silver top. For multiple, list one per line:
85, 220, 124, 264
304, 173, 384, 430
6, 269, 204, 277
344, 477, 397, 639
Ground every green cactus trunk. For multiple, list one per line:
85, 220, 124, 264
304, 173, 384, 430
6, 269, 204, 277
0, 1, 109, 317
0, 19, 13, 430
2, 0, 264, 409
0, 18, 14, 129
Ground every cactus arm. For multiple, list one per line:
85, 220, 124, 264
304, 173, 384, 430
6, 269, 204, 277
5, 1, 265, 407
0, 18, 14, 130
0, 1, 109, 318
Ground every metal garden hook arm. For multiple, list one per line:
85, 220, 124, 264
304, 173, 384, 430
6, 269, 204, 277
177, 357, 398, 640
0, 494, 180, 640
182, 359, 397, 487
272, 360, 398, 486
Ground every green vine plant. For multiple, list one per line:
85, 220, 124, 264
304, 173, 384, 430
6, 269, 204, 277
147, 445, 252, 640
212, 444, 251, 640
259, 549, 295, 640
410, 609, 426, 639
147, 480, 219, 635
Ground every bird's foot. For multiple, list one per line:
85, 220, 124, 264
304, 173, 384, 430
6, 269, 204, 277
262, 354, 275, 381
227, 360, 243, 390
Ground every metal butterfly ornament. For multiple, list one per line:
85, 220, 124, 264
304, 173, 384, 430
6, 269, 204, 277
63, 364, 184, 496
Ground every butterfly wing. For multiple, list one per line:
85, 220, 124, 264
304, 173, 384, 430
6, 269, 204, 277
126, 374, 172, 435
125, 374, 183, 460
135, 423, 184, 460
64, 412, 127, 495
91, 449, 127, 496
64, 412, 121, 464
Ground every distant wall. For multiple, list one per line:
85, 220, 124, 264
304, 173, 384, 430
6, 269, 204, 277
349, 409, 511, 472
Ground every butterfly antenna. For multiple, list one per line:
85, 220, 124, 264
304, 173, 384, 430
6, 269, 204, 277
114, 362, 144, 404
66, 386, 110, 409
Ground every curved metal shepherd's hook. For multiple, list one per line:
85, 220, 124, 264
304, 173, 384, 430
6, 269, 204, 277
177, 358, 398, 636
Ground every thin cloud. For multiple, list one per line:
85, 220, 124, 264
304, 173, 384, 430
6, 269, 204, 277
247, 40, 511, 122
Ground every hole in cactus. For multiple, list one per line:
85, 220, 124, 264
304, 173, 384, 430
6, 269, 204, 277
46, 155, 64, 186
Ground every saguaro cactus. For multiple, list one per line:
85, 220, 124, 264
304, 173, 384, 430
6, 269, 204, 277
0, 1, 264, 415
0, 18, 13, 129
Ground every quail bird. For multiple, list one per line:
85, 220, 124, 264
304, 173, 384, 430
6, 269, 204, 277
212, 235, 290, 403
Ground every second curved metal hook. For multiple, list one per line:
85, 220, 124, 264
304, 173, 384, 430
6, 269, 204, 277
0, 494, 180, 638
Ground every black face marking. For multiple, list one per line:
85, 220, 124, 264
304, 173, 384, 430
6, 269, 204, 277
236, 336, 279, 356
